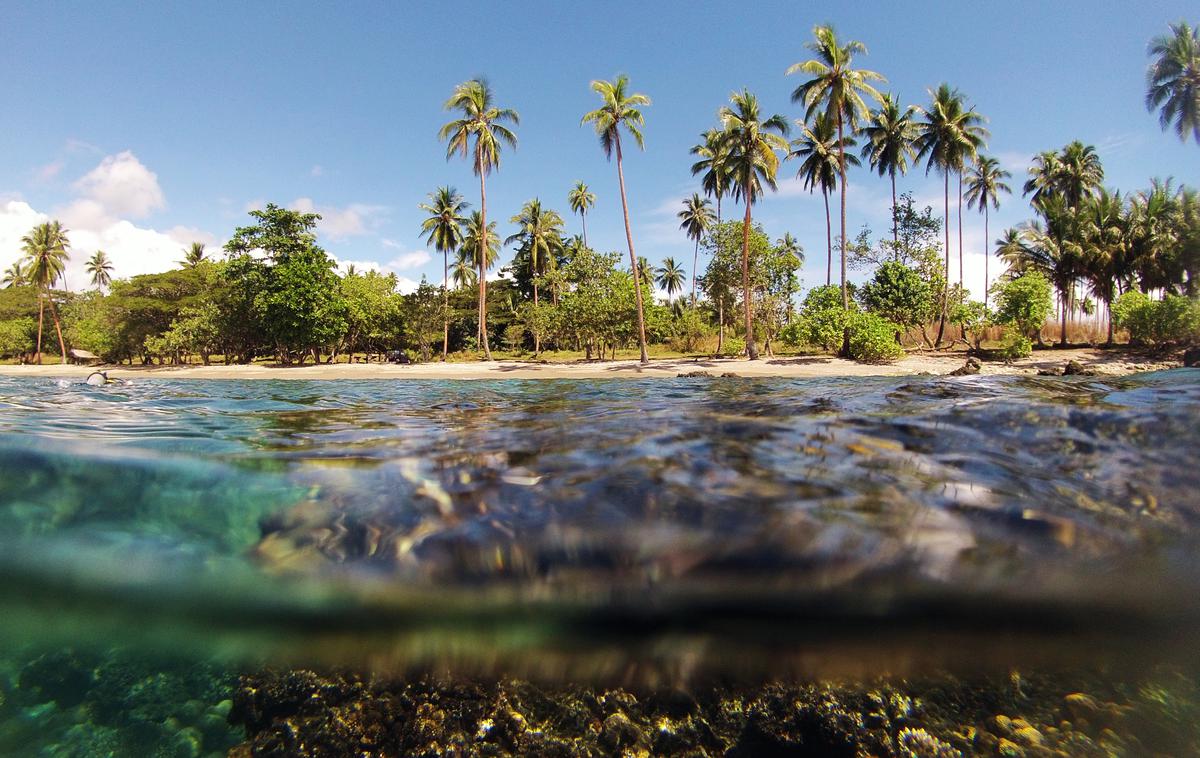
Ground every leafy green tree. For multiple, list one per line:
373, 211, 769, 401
789, 24, 885, 309
582, 74, 652, 363
1146, 22, 1200, 145
404, 278, 448, 361
677, 193, 714, 306
341, 269, 404, 360
223, 203, 347, 364
86, 250, 113, 291
789, 113, 856, 286
20, 220, 71, 364
861, 93, 918, 246
655, 257, 686, 302
964, 155, 1012, 306
0, 317, 35, 360
992, 271, 1053, 344
718, 89, 789, 359
556, 247, 639, 360
567, 181, 596, 246
859, 261, 935, 343
440, 79, 519, 360
419, 186, 469, 360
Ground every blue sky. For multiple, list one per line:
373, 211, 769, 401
2, 1, 1197, 298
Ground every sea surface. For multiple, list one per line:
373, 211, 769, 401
0, 372, 1198, 756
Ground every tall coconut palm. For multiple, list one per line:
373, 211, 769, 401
1000, 197, 1085, 346
655, 257, 686, 303
1146, 21, 1200, 145
1079, 189, 1132, 344
860, 93, 918, 246
690, 128, 731, 223
567, 181, 596, 246
1056, 141, 1105, 208
506, 199, 565, 352
677, 193, 715, 306
181, 242, 206, 268
85, 250, 113, 291
788, 24, 885, 310
717, 89, 790, 360
20, 221, 71, 364
913, 84, 987, 344
789, 113, 858, 285
964, 155, 1012, 306
581, 74, 652, 364
439, 79, 519, 360
1023, 151, 1063, 207
460, 210, 500, 346
419, 186, 469, 360
3, 262, 27, 288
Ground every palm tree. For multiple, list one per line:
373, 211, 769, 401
776, 233, 805, 267
506, 199, 565, 353
913, 83, 987, 344
1079, 189, 1132, 344
677, 193, 715, 306
451, 248, 478, 291
655, 257, 686, 302
860, 93, 918, 246
20, 221, 71, 364
1146, 21, 1200, 144
181, 242, 206, 268
2, 262, 26, 288
419, 186, 469, 360
460, 210, 500, 346
717, 89, 790, 360
690, 128, 731, 223
636, 256, 655, 288
567, 181, 596, 246
789, 113, 858, 285
85, 250, 113, 291
1000, 196, 1085, 346
964, 155, 1012, 306
439, 79, 519, 360
788, 24, 885, 310
581, 74, 652, 364
1056, 141, 1105, 208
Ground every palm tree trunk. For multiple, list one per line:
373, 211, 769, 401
35, 293, 45, 365
891, 173, 898, 250
1060, 292, 1068, 346
983, 206, 990, 308
957, 172, 964, 289
935, 171, 950, 347
614, 134, 649, 364
823, 189, 832, 286
581, 212, 588, 248
717, 299, 724, 353
690, 238, 699, 309
741, 198, 757, 360
442, 250, 449, 361
836, 113, 849, 311
48, 295, 67, 364
478, 162, 492, 361
532, 266, 540, 355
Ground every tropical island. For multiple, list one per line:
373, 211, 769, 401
1, 24, 1197, 378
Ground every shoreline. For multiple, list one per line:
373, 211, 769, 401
0, 348, 1180, 380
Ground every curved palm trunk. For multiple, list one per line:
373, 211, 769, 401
823, 189, 832, 286
478, 162, 492, 361
442, 250, 449, 361
890, 173, 899, 250
34, 293, 45, 365
48, 295, 67, 364
690, 238, 699, 309
935, 171, 950, 347
614, 134, 649, 364
741, 198, 757, 360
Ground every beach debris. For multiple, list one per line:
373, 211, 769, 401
947, 357, 982, 376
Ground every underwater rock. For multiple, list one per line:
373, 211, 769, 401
1036, 368, 1062, 376
948, 357, 982, 376
1063, 360, 1098, 376
17, 650, 95, 708
1184, 347, 1200, 367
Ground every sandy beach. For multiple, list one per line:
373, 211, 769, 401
0, 348, 1180, 381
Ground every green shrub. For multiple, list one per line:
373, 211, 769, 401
0, 317, 35, 358
992, 272, 1053, 339
1112, 291, 1200, 344
845, 311, 905, 363
669, 308, 711, 352
789, 284, 852, 351
998, 331, 1032, 360
719, 335, 745, 357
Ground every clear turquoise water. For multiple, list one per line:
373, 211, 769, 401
1, 372, 1199, 754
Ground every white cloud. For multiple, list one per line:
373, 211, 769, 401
331, 255, 420, 294
32, 160, 64, 183
386, 250, 431, 270
71, 150, 165, 218
291, 197, 387, 240
310, 165, 324, 177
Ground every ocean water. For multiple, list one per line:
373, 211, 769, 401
0, 372, 1198, 756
